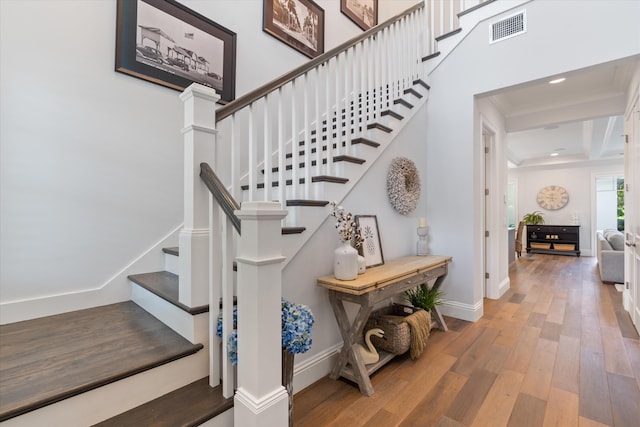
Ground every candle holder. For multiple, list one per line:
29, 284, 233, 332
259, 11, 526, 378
416, 226, 429, 256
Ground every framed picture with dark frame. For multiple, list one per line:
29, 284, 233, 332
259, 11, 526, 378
115, 0, 236, 103
263, 0, 325, 59
341, 0, 378, 31
355, 215, 384, 267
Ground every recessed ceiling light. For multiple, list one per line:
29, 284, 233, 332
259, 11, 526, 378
550, 152, 559, 157
549, 77, 566, 84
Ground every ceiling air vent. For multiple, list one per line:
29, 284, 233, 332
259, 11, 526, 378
490, 10, 526, 44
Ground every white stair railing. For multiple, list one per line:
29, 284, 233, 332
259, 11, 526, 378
424, 0, 491, 53
214, 3, 428, 210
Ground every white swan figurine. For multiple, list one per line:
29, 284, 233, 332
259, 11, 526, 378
356, 328, 385, 364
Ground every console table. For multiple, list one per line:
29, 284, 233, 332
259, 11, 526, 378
526, 225, 581, 256
316, 255, 452, 396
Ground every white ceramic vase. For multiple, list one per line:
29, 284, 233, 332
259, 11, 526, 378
334, 242, 358, 280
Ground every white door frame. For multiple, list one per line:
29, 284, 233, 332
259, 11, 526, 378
481, 118, 503, 299
623, 90, 639, 330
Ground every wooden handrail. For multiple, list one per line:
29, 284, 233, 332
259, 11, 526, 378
216, 1, 425, 122
200, 162, 241, 235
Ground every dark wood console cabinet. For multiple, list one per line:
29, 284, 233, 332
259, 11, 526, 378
526, 225, 580, 257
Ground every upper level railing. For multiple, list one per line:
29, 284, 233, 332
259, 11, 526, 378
425, 0, 492, 52
213, 3, 429, 211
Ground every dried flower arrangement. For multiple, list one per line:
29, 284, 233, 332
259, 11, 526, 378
330, 201, 364, 247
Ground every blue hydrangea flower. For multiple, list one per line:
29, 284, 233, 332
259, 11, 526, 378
216, 299, 314, 365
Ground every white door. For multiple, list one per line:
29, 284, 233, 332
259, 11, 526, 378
623, 92, 639, 330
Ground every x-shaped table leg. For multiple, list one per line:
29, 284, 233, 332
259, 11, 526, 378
328, 291, 375, 396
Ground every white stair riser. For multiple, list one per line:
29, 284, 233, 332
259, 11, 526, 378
165, 252, 179, 275
131, 283, 210, 345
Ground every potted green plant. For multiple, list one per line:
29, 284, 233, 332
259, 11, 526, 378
404, 284, 444, 312
522, 211, 545, 225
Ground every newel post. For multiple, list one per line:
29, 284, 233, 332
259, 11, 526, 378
234, 201, 289, 427
178, 83, 220, 307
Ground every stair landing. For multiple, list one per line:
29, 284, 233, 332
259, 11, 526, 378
0, 301, 203, 422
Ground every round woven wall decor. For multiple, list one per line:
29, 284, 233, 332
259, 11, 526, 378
387, 157, 421, 215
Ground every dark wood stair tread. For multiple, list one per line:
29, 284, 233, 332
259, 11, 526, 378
393, 98, 414, 109
162, 246, 179, 256
0, 302, 203, 422
351, 137, 381, 148
286, 200, 329, 207
381, 110, 404, 120
92, 377, 233, 427
435, 27, 462, 41
128, 271, 209, 315
422, 51, 441, 62
264, 154, 365, 173
282, 227, 306, 235
366, 122, 393, 133
403, 88, 423, 99
413, 79, 431, 90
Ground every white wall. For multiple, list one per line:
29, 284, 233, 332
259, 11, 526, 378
509, 162, 624, 257
425, 0, 639, 320
0, 0, 418, 311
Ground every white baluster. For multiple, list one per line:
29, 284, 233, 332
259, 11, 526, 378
314, 67, 321, 179
220, 214, 235, 397
248, 105, 255, 201
263, 95, 271, 201
344, 48, 352, 154
277, 88, 285, 210
291, 80, 299, 201
325, 58, 332, 175
335, 53, 343, 158
303, 73, 310, 200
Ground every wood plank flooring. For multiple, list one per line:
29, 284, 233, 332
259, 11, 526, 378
293, 254, 640, 426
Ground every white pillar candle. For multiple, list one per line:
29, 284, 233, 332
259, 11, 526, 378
419, 217, 426, 228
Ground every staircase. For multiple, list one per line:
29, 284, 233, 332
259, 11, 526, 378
0, 1, 506, 425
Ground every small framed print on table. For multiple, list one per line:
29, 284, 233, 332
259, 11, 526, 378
355, 215, 384, 267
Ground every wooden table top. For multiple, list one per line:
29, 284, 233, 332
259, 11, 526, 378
316, 255, 452, 295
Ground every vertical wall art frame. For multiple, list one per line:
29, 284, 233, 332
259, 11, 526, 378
115, 0, 236, 102
341, 0, 378, 31
263, 0, 325, 59
355, 215, 384, 267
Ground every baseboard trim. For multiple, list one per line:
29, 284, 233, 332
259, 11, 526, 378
0, 226, 181, 324
292, 343, 341, 394
439, 299, 483, 322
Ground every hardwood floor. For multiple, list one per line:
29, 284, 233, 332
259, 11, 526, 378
293, 254, 640, 426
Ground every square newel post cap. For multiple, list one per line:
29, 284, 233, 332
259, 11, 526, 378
235, 201, 288, 220
179, 83, 220, 103
235, 202, 288, 262
180, 83, 220, 127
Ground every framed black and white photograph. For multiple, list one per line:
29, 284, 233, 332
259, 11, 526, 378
115, 0, 236, 102
355, 215, 384, 267
263, 0, 325, 59
341, 0, 378, 31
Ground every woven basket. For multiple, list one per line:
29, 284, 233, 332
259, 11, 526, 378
531, 242, 551, 249
554, 243, 575, 251
364, 304, 424, 355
